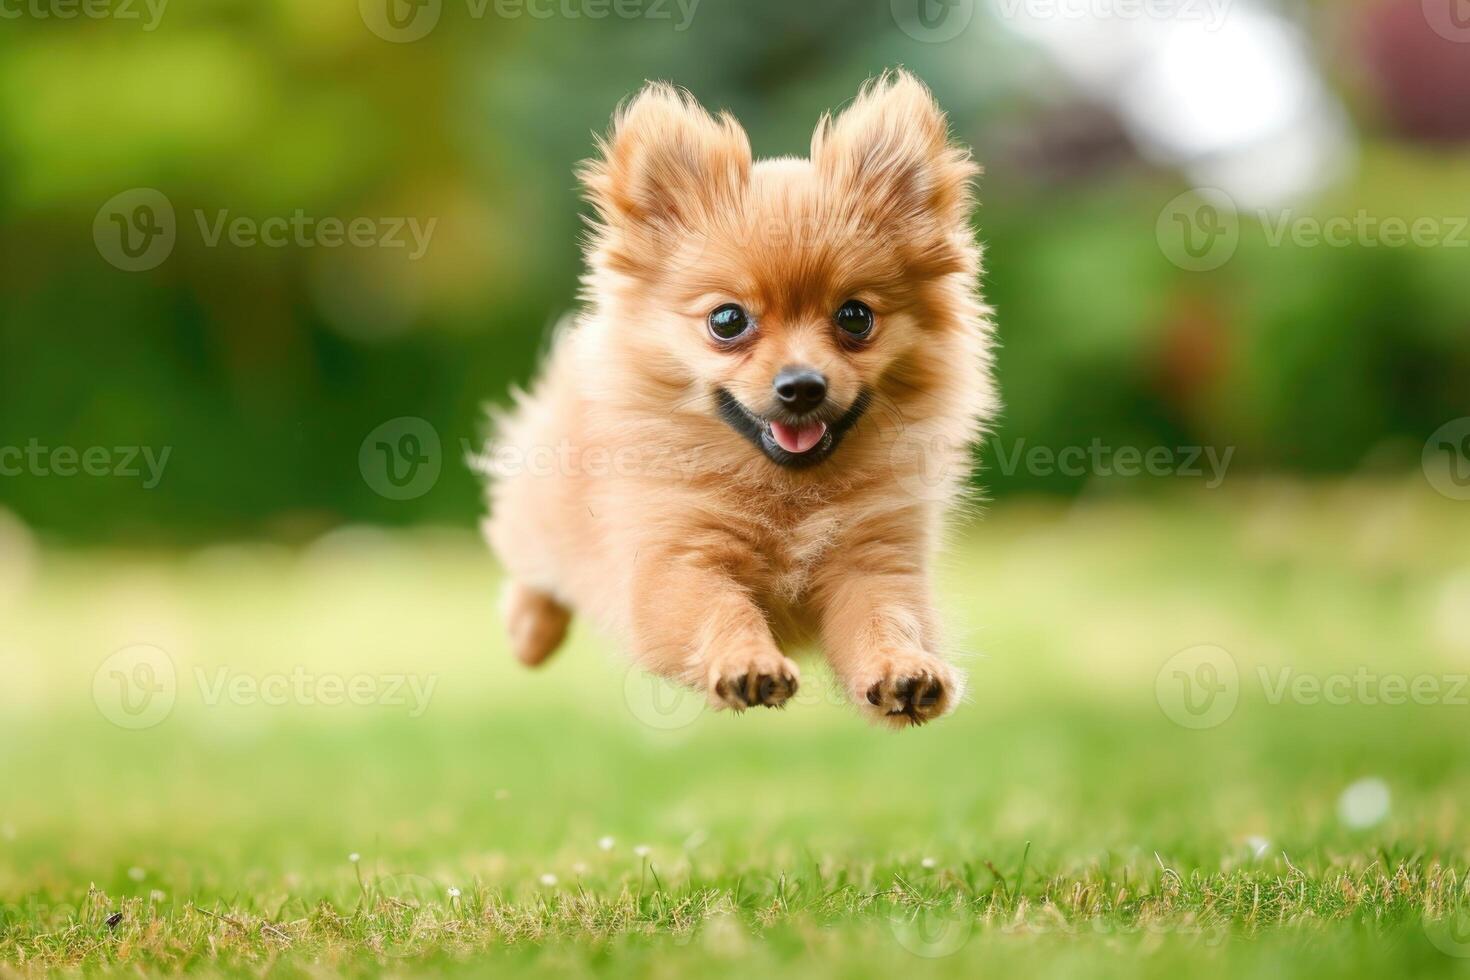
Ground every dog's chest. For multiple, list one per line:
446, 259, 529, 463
739, 498, 845, 604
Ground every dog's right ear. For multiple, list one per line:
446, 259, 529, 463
579, 83, 751, 236
812, 70, 978, 233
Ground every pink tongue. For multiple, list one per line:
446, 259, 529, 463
769, 420, 828, 454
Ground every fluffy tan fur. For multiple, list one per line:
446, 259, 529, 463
482, 71, 997, 727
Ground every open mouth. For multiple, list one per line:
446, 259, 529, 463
769, 419, 828, 455
715, 388, 871, 470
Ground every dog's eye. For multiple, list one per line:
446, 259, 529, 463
708, 304, 752, 342
834, 300, 874, 339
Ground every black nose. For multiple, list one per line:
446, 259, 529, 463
773, 366, 828, 415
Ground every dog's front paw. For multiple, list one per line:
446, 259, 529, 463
854, 652, 960, 728
707, 651, 800, 711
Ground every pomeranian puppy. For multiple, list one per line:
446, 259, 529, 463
481, 70, 996, 727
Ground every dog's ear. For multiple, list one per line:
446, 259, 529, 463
811, 71, 978, 233
580, 82, 751, 235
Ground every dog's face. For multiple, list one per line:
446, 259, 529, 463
580, 72, 981, 473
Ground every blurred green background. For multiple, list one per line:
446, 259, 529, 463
2, 0, 1467, 543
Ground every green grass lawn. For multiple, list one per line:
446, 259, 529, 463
2, 479, 1469, 977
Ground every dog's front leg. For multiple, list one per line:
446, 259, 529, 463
815, 555, 961, 728
629, 547, 798, 711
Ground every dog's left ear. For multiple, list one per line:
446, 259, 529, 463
812, 71, 978, 233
